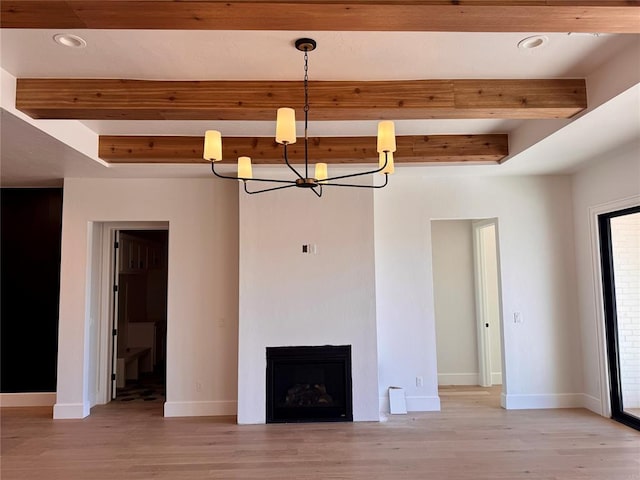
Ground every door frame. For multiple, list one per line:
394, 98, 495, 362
597, 204, 640, 430
110, 230, 120, 399
95, 221, 169, 405
588, 194, 640, 418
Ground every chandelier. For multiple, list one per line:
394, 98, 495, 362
203, 38, 396, 197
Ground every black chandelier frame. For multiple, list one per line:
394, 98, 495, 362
210, 38, 391, 198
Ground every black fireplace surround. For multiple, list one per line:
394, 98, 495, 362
266, 345, 353, 423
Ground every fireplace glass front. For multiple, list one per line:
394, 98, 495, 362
266, 345, 353, 423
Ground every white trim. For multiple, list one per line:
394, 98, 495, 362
87, 222, 105, 408
0, 392, 56, 407
406, 395, 441, 412
164, 401, 237, 417
582, 394, 603, 415
95, 224, 112, 406
502, 393, 583, 410
437, 373, 478, 385
53, 402, 90, 419
491, 372, 503, 385
379, 395, 441, 413
588, 194, 640, 419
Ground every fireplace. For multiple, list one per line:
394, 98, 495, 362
266, 345, 353, 423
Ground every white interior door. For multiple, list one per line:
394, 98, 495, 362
473, 220, 502, 387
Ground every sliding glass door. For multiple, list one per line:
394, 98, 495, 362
599, 206, 640, 430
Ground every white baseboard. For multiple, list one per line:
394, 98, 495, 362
53, 402, 90, 419
379, 395, 440, 413
502, 393, 583, 410
437, 373, 478, 386
0, 392, 56, 407
406, 395, 441, 411
582, 394, 603, 415
164, 400, 237, 417
491, 372, 502, 385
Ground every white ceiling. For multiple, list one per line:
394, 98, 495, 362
1, 30, 629, 81
1, 29, 639, 186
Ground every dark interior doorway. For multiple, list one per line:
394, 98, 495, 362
112, 230, 168, 404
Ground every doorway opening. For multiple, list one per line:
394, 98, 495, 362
87, 222, 169, 413
111, 230, 169, 405
599, 206, 640, 431
431, 219, 505, 408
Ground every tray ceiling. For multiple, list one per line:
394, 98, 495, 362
1, 1, 639, 185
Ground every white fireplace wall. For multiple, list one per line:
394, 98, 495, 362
238, 186, 379, 424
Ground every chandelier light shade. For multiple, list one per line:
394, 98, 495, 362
204, 130, 222, 162
237, 156, 253, 180
276, 107, 297, 145
203, 38, 395, 197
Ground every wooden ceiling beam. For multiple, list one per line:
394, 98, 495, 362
17, 79, 587, 121
99, 134, 509, 165
2, 1, 639, 33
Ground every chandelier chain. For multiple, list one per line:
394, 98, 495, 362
303, 48, 310, 177
303, 49, 309, 114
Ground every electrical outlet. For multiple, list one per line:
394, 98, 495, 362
514, 312, 523, 324
195, 381, 202, 392
302, 244, 318, 254
416, 376, 423, 387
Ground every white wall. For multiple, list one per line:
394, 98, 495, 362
432, 220, 479, 385
571, 142, 640, 415
571, 144, 640, 414
237, 187, 379, 424
375, 174, 582, 411
52, 153, 636, 420
54, 178, 239, 419
611, 213, 640, 409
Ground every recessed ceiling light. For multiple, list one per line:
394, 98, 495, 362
517, 35, 548, 50
53, 33, 87, 49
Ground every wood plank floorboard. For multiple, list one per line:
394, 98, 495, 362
1, 387, 639, 480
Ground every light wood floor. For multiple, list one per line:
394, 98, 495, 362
2, 387, 639, 480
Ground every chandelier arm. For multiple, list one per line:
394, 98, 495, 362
211, 162, 295, 184
310, 184, 323, 198
243, 181, 299, 195
323, 174, 389, 189
283, 143, 304, 181
321, 155, 388, 183
242, 178, 297, 184
211, 161, 245, 181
